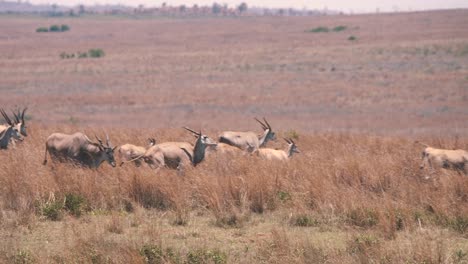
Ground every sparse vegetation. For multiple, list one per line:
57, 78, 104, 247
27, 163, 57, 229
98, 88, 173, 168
35, 27, 48, 32
88, 48, 105, 58
333, 25, 347, 32
38, 199, 64, 221
60, 49, 105, 59
64, 193, 88, 217
36, 24, 70, 33
290, 214, 319, 227
307, 25, 348, 33
307, 26, 329, 33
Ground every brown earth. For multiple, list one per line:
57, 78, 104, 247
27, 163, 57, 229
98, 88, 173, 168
0, 10, 467, 135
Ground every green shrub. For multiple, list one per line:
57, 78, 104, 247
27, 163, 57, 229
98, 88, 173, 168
64, 193, 87, 217
187, 248, 227, 264
284, 130, 299, 140
49, 25, 61, 32
11, 250, 35, 264
454, 249, 468, 263
307, 26, 329, 33
347, 208, 379, 228
36, 27, 49, 33
347, 234, 380, 254
277, 190, 291, 202
348, 35, 357, 41
140, 245, 181, 264
333, 25, 347, 32
60, 24, 70, 32
449, 215, 468, 234
40, 200, 64, 221
291, 214, 319, 227
78, 52, 88, 58
88, 49, 105, 58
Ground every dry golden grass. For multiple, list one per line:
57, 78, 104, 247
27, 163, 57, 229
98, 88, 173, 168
1, 125, 467, 263
1, 9, 468, 263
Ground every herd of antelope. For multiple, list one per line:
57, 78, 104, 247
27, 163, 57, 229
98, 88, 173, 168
0, 108, 467, 174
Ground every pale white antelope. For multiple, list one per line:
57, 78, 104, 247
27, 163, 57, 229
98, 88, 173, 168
118, 138, 156, 167
0, 107, 28, 137
0, 109, 23, 149
416, 141, 467, 175
218, 117, 276, 152
43, 132, 117, 168
125, 127, 217, 170
255, 138, 300, 161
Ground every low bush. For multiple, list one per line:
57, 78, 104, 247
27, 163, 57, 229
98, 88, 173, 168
333, 25, 347, 32
36, 27, 48, 33
88, 49, 105, 58
64, 193, 88, 217
290, 214, 319, 227
307, 26, 329, 33
36, 24, 70, 33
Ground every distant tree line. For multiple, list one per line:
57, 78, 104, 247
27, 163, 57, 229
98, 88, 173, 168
1, 1, 332, 17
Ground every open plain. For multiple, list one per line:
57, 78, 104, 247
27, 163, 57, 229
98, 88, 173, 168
0, 9, 468, 263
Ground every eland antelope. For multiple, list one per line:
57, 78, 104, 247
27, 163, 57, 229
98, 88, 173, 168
118, 138, 156, 166
218, 117, 276, 152
125, 127, 217, 170
0, 109, 23, 149
0, 107, 28, 137
255, 138, 300, 161
43, 132, 117, 168
416, 141, 468, 175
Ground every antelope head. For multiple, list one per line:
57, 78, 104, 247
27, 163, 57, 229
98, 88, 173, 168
95, 133, 117, 167
183, 127, 217, 147
284, 137, 300, 156
13, 107, 28, 137
1, 108, 23, 141
148, 138, 156, 147
255, 117, 276, 144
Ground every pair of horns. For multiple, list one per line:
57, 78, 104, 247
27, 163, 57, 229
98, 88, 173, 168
95, 133, 112, 147
12, 107, 27, 124
255, 117, 271, 130
283, 137, 296, 144
0, 108, 13, 126
183, 126, 201, 136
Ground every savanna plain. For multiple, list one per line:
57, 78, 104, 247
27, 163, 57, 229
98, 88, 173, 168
0, 9, 468, 263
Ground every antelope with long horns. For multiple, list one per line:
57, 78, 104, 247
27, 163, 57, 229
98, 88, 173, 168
218, 117, 276, 152
43, 132, 117, 168
255, 138, 300, 161
123, 127, 217, 170
0, 107, 28, 137
118, 138, 156, 167
0, 108, 23, 149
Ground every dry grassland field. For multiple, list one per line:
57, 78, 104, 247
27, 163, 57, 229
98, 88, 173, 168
0, 9, 468, 263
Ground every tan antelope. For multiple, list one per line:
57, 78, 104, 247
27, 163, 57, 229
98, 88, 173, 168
125, 127, 217, 170
218, 117, 276, 152
43, 132, 117, 168
255, 138, 300, 161
416, 141, 468, 175
117, 138, 156, 166
0, 109, 23, 149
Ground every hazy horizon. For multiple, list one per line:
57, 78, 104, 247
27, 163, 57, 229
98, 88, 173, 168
23, 0, 468, 13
